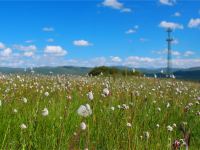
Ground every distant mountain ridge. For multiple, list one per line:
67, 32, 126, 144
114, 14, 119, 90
0, 66, 199, 81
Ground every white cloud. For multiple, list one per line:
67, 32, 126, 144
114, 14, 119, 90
13, 45, 37, 51
173, 12, 181, 17
0, 42, 6, 49
25, 40, 34, 43
184, 51, 195, 57
188, 18, 200, 28
44, 45, 67, 56
159, 0, 176, 6
159, 21, 184, 29
172, 39, 179, 45
102, 0, 132, 13
110, 56, 122, 62
153, 49, 181, 56
171, 50, 181, 56
125, 29, 136, 34
73, 40, 92, 46
24, 51, 34, 57
43, 27, 54, 32
125, 25, 139, 34
0, 48, 12, 57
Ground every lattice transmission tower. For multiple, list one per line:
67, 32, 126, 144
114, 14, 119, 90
166, 28, 173, 76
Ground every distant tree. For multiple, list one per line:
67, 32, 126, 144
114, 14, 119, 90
88, 66, 142, 77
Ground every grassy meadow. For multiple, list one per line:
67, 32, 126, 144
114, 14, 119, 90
0, 74, 200, 149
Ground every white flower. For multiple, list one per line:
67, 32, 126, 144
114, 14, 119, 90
167, 125, 173, 132
13, 109, 18, 113
117, 105, 121, 109
77, 104, 92, 117
156, 124, 160, 128
127, 122, 132, 127
111, 106, 115, 111
157, 107, 161, 112
144, 131, 150, 139
22, 97, 27, 103
42, 108, 49, 116
80, 122, 87, 130
44, 92, 49, 97
20, 123, 27, 129
173, 123, 176, 128
87, 91, 94, 100
166, 102, 170, 108
103, 88, 109, 96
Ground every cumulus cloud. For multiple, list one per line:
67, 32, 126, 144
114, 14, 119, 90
0, 48, 12, 57
73, 40, 92, 46
24, 51, 34, 57
153, 49, 181, 56
0, 42, 6, 49
110, 56, 122, 62
159, 0, 176, 6
13, 45, 37, 51
102, 0, 132, 12
173, 12, 181, 17
124, 56, 200, 68
44, 45, 67, 56
184, 51, 195, 57
43, 27, 54, 32
172, 39, 179, 45
25, 40, 34, 43
188, 18, 200, 28
125, 25, 139, 34
159, 21, 183, 29
125, 29, 136, 34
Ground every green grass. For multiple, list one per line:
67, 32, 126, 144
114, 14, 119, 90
0, 74, 199, 149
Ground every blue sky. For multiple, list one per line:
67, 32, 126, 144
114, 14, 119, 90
0, 0, 200, 68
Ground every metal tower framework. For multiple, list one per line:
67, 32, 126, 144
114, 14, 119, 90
166, 28, 173, 75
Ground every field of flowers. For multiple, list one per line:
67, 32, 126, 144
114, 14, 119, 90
0, 74, 199, 149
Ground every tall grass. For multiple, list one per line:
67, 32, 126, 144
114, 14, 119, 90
0, 74, 199, 149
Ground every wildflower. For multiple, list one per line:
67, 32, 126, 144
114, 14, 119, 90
87, 91, 94, 100
167, 125, 173, 132
77, 104, 92, 117
156, 124, 160, 128
22, 97, 27, 103
66, 95, 72, 100
20, 123, 27, 129
13, 109, 18, 113
127, 122, 132, 127
73, 132, 77, 136
157, 107, 161, 112
122, 104, 129, 110
166, 102, 170, 108
173, 123, 177, 128
111, 106, 115, 111
103, 88, 109, 96
42, 108, 49, 116
117, 105, 121, 109
44, 92, 49, 97
144, 131, 150, 139
80, 122, 87, 130
172, 139, 181, 149
188, 103, 193, 107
